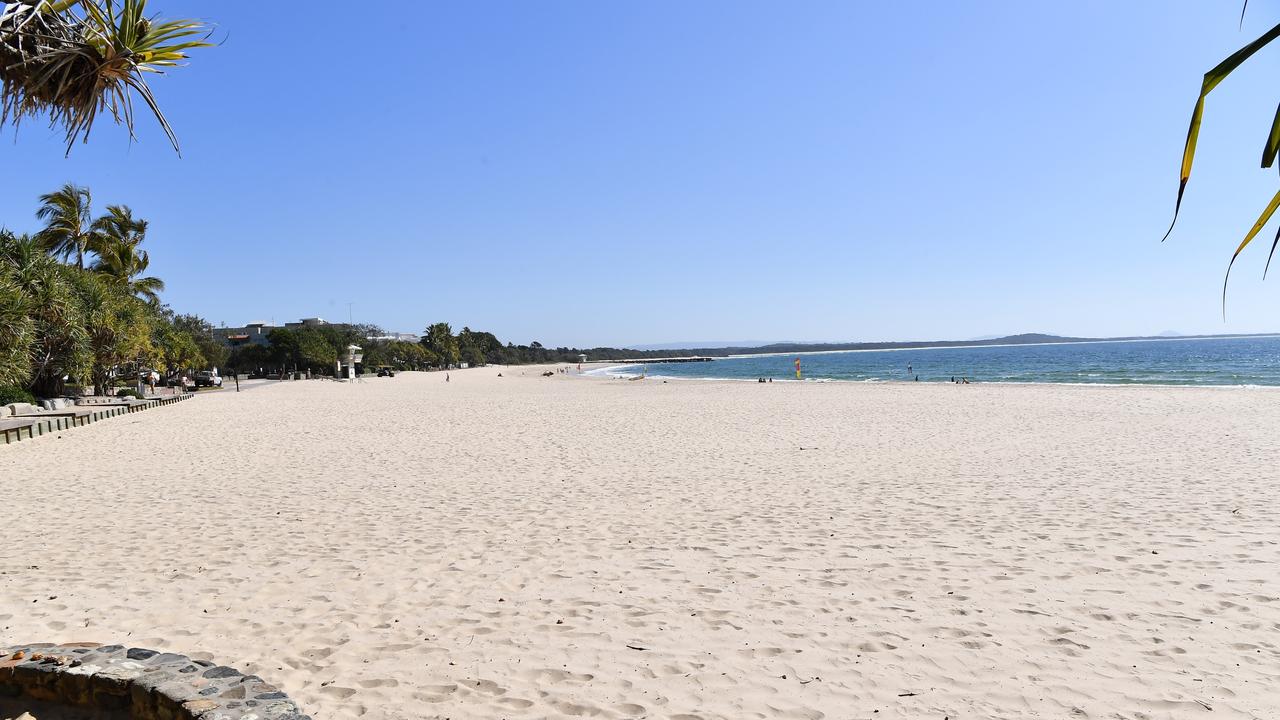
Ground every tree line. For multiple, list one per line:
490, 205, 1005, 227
225, 320, 715, 377
226, 323, 491, 375
413, 323, 697, 368
1, 185, 226, 402
411, 323, 705, 367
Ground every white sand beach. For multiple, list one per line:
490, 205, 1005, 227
1, 369, 1278, 719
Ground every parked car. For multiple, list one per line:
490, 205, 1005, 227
377, 367, 395, 377
194, 370, 222, 388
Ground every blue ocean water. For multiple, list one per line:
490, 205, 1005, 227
602, 336, 1280, 386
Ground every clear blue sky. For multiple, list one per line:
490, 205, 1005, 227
4, 1, 1280, 347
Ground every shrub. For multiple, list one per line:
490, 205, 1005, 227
116, 388, 144, 399
0, 386, 36, 406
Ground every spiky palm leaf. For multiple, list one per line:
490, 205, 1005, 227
1163, 5, 1280, 311
0, 0, 212, 155
34, 182, 92, 267
90, 203, 164, 303
88, 201, 144, 252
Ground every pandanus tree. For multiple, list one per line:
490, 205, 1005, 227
0, 231, 37, 388
1163, 4, 1280, 309
0, 229, 90, 396
0, 0, 212, 155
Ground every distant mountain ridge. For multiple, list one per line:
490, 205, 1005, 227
608, 332, 1279, 360
629, 340, 791, 350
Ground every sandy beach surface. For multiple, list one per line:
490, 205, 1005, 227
2, 368, 1278, 719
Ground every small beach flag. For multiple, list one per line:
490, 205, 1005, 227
795, 357, 802, 380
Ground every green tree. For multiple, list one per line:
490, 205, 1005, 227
1, 231, 90, 396
35, 183, 94, 268
267, 328, 300, 369
456, 326, 495, 367
297, 329, 338, 372
90, 205, 165, 303
422, 322, 460, 367
3, 186, 222, 396
155, 322, 203, 377
75, 271, 155, 396
227, 343, 271, 375
171, 312, 227, 370
0, 231, 35, 388
401, 342, 431, 369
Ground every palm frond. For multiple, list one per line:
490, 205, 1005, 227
1162, 20, 1280, 242
0, 0, 213, 155
34, 182, 92, 267
1222, 187, 1280, 314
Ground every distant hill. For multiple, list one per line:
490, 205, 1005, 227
629, 340, 788, 350
451, 331, 1280, 365
594, 331, 1280, 361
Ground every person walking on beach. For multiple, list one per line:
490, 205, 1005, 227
446, 373, 451, 383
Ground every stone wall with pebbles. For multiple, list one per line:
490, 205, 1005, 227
0, 643, 309, 720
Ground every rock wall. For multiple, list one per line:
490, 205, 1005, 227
0, 643, 309, 720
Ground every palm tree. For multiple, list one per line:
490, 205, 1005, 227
35, 182, 92, 268
422, 322, 460, 367
90, 205, 164, 303
0, 0, 213, 155
90, 202, 143, 244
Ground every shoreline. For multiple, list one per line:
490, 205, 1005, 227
583, 364, 1280, 391
583, 333, 1280, 388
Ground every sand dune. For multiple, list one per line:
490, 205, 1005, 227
1, 368, 1278, 719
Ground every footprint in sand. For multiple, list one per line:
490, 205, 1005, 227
320, 685, 357, 699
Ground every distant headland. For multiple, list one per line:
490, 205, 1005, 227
605, 332, 1280, 361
